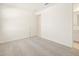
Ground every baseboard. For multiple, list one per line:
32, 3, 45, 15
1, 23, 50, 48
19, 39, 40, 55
39, 36, 72, 48
0, 35, 37, 44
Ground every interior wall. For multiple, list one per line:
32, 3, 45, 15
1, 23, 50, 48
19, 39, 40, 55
0, 5, 37, 43
38, 4, 72, 47
73, 31, 79, 41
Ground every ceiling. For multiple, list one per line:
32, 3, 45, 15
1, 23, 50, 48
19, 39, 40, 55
0, 3, 55, 12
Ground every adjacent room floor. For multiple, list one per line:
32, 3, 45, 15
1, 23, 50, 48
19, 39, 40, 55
0, 37, 79, 56
73, 41, 79, 50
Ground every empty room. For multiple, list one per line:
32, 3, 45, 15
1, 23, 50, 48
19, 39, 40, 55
0, 3, 79, 56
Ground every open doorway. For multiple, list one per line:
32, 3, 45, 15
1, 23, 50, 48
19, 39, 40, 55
73, 3, 79, 50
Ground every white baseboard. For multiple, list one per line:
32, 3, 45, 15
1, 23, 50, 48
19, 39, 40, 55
0, 35, 37, 44
39, 36, 72, 48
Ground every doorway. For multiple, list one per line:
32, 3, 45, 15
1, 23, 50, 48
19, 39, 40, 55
73, 3, 79, 50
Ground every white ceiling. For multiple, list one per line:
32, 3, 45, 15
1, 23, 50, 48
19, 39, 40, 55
0, 3, 55, 12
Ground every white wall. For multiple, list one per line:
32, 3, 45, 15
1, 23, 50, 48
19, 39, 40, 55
73, 30, 79, 41
38, 4, 72, 47
0, 6, 37, 43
